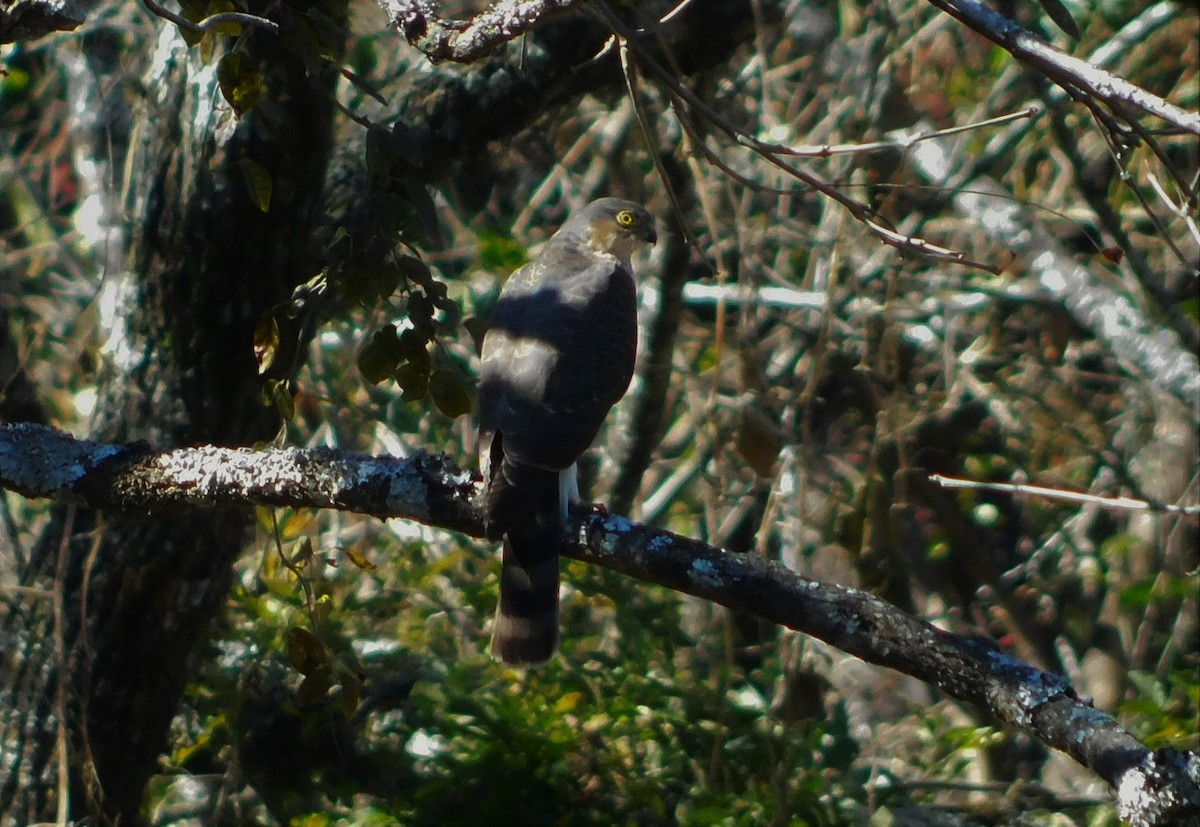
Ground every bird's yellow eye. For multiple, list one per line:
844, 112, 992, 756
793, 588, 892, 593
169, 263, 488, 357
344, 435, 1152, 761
616, 210, 638, 227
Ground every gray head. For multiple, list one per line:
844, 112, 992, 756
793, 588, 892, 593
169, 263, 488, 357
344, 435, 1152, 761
561, 197, 657, 262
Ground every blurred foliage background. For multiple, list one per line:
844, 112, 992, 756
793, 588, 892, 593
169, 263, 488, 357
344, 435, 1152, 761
1, 0, 1197, 824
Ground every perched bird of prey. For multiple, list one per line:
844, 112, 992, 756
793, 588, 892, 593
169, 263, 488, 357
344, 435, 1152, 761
478, 197, 656, 665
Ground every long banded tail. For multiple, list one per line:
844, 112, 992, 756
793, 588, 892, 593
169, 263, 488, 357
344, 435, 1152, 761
490, 513, 561, 666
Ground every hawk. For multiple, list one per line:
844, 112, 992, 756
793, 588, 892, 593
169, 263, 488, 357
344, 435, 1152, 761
479, 198, 656, 665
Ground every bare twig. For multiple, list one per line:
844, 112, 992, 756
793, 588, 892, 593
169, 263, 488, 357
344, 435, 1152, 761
630, 42, 1003, 272
930, 473, 1200, 516
52, 505, 75, 827
748, 107, 1040, 160
142, 0, 280, 36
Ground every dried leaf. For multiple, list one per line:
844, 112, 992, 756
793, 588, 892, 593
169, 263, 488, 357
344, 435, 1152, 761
345, 547, 376, 570
253, 310, 279, 374
736, 407, 783, 478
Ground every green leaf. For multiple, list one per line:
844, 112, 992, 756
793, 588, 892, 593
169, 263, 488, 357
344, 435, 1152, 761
289, 537, 314, 566
404, 181, 440, 244
434, 294, 461, 329
335, 669, 362, 717
365, 125, 399, 175
286, 627, 327, 676
390, 120, 424, 168
429, 369, 473, 418
463, 316, 489, 355
216, 52, 262, 116
395, 359, 430, 401
1181, 295, 1199, 323
397, 327, 431, 362
0, 67, 31, 96
357, 325, 403, 384
407, 290, 434, 327
238, 158, 272, 212
344, 547, 376, 570
296, 665, 331, 704
395, 254, 434, 290
1118, 577, 1157, 610
478, 231, 528, 272
349, 37, 379, 80
260, 378, 294, 420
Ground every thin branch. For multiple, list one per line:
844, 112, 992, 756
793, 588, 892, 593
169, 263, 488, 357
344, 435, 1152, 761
52, 505, 75, 827
141, 0, 280, 36
748, 106, 1040, 160
606, 17, 1004, 274
931, 474, 1200, 516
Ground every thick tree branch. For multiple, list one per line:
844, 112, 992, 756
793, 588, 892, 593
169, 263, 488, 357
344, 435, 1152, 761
381, 0, 768, 184
1, 421, 1197, 825
0, 422, 481, 531
380, 0, 585, 63
0, 0, 84, 43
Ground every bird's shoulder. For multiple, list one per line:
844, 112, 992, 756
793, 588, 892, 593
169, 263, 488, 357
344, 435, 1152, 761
509, 235, 623, 290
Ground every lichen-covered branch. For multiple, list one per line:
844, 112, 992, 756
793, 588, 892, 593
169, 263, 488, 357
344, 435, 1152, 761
2, 421, 1197, 824
380, 0, 585, 63
0, 422, 481, 533
581, 512, 1200, 827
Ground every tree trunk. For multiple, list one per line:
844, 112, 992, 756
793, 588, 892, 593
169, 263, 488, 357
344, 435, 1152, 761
0, 10, 342, 822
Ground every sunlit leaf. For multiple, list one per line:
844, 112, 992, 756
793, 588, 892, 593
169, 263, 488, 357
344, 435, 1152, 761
553, 691, 585, 714
216, 52, 262, 116
290, 537, 314, 566
253, 310, 279, 374
345, 547, 376, 570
